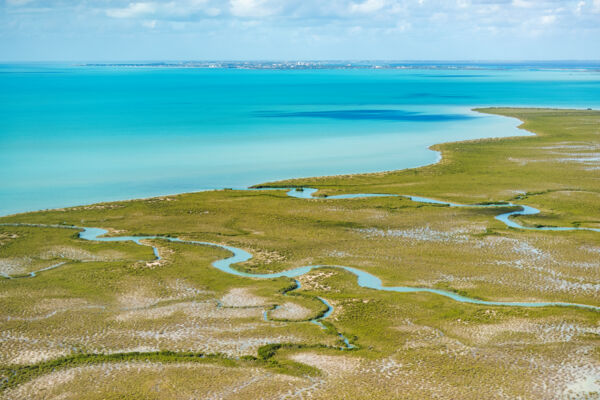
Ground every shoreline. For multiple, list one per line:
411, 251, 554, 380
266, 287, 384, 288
1, 106, 533, 218
253, 106, 526, 190
257, 106, 586, 190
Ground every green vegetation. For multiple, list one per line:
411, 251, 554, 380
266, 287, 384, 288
1, 351, 225, 391
0, 108, 598, 399
1, 344, 330, 392
264, 108, 600, 228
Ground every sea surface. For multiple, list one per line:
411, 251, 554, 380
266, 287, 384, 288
1, 63, 599, 215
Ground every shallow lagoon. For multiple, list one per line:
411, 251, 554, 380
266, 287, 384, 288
1, 65, 599, 215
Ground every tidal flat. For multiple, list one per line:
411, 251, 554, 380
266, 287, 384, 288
0, 108, 599, 399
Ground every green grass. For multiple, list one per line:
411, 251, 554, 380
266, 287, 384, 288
262, 108, 600, 228
1, 344, 330, 392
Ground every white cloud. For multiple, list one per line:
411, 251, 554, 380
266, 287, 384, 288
512, 0, 534, 8
105, 0, 217, 20
5, 0, 35, 5
7, 0, 600, 48
350, 0, 386, 13
540, 14, 556, 24
106, 3, 157, 19
84, 0, 600, 29
229, 0, 277, 17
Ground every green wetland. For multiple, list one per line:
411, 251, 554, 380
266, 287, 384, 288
1, 108, 599, 399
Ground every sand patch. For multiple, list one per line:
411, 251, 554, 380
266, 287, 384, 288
270, 302, 313, 320
115, 301, 262, 322
327, 250, 353, 258
117, 288, 162, 309
394, 322, 470, 354
548, 362, 600, 400
0, 232, 18, 246
34, 298, 91, 314
115, 302, 192, 322
540, 142, 600, 151
0, 257, 30, 276
1, 362, 306, 400
0, 332, 67, 363
220, 288, 267, 307
248, 248, 285, 265
564, 373, 600, 399
10, 349, 68, 365
298, 271, 335, 292
290, 353, 360, 377
581, 246, 600, 255
357, 226, 472, 243
162, 279, 213, 298
39, 246, 122, 262
449, 318, 600, 345
116, 280, 212, 313
360, 357, 407, 380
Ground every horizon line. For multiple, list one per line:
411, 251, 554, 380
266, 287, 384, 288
2, 59, 600, 63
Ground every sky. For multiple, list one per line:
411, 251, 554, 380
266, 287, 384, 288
1, 0, 599, 61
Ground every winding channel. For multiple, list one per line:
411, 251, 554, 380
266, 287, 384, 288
285, 188, 600, 233
2, 188, 599, 331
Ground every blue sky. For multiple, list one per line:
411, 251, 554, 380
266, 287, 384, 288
1, 0, 599, 61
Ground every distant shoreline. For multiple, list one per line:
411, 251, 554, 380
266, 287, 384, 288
78, 61, 600, 71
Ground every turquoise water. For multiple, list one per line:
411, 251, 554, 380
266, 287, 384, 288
1, 63, 600, 215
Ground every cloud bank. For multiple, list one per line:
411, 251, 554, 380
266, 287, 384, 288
1, 0, 599, 60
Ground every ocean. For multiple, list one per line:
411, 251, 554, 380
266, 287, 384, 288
1, 63, 599, 215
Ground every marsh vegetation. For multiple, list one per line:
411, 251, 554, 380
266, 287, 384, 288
1, 108, 599, 399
